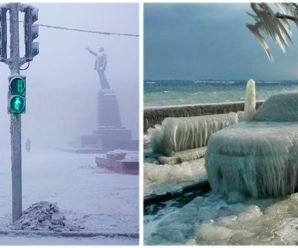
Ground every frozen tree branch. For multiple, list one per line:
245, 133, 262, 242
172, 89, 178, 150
247, 3, 298, 62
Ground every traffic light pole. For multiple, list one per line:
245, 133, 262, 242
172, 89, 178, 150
9, 3, 22, 222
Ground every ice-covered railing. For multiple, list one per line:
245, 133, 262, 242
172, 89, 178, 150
150, 113, 239, 156
206, 91, 298, 198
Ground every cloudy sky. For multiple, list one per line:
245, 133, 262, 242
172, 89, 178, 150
144, 3, 298, 80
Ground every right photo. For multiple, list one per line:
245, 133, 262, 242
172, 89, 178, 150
143, 3, 298, 245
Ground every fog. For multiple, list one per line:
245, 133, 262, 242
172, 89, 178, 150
0, 3, 139, 149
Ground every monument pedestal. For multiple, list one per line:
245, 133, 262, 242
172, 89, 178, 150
67, 89, 135, 153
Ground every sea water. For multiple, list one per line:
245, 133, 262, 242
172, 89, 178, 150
144, 80, 298, 107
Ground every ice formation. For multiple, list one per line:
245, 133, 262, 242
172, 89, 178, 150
144, 159, 207, 196
206, 92, 298, 198
145, 192, 298, 245
244, 79, 256, 121
150, 113, 239, 156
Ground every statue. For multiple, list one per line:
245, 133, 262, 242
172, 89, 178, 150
85, 47, 110, 89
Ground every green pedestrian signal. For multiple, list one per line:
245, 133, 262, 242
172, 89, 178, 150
10, 96, 25, 113
8, 75, 26, 114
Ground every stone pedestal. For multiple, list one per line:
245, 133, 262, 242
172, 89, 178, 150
98, 90, 122, 128
68, 89, 135, 153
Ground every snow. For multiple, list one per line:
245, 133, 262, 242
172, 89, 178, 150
0, 235, 137, 245
107, 149, 130, 155
0, 147, 138, 245
98, 149, 138, 162
150, 113, 239, 156
11, 201, 81, 232
120, 151, 139, 162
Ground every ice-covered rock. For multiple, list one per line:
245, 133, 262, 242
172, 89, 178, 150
150, 113, 239, 156
244, 79, 256, 121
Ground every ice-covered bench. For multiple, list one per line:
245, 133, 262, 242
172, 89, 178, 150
206, 92, 298, 198
150, 112, 239, 156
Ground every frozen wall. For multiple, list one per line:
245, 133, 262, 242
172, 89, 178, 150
150, 113, 239, 156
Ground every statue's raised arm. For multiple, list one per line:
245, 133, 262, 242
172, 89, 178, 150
85, 47, 97, 56
86, 46, 110, 89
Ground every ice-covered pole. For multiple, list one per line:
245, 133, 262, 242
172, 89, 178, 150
9, 3, 22, 222
244, 79, 256, 121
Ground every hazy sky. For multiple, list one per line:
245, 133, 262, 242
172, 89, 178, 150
144, 3, 298, 80
0, 3, 139, 146
1, 3, 139, 87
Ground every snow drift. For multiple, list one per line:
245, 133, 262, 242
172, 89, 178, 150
11, 201, 82, 232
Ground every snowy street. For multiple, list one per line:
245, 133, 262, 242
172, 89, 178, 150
0, 147, 139, 245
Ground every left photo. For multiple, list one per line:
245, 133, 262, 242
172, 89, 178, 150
0, 2, 139, 245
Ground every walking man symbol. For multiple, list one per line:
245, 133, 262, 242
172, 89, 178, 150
14, 97, 21, 111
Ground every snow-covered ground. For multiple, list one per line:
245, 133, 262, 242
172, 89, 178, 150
0, 147, 138, 245
0, 235, 137, 245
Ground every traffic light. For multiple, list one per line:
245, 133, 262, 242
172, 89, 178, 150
8, 75, 26, 114
24, 6, 39, 62
0, 6, 7, 62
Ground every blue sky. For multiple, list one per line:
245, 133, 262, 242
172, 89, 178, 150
144, 3, 298, 80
